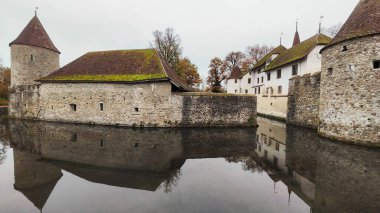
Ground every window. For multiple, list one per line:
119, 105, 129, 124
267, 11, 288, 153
266, 88, 269, 94
261, 77, 264, 83
278, 86, 282, 94
257, 78, 260, 84
254, 88, 257, 94
235, 90, 238, 93
99, 139, 104, 148
292, 65, 298, 76
31, 54, 34, 61
70, 104, 77, 112
248, 78, 251, 84
249, 72, 252, 75
267, 73, 271, 81
99, 103, 104, 111
258, 87, 261, 94
245, 89, 248, 94
342, 45, 348, 52
235, 79, 238, 83
71, 133, 77, 142
134, 107, 139, 112
277, 70, 282, 79
273, 156, 278, 167
373, 60, 380, 69
328, 68, 333, 75
275, 142, 280, 151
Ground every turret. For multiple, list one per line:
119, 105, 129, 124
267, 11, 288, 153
319, 0, 380, 147
9, 14, 60, 88
292, 21, 300, 47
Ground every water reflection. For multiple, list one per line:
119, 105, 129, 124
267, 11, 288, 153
2, 118, 380, 212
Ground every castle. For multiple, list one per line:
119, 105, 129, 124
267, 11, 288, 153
9, 15, 257, 127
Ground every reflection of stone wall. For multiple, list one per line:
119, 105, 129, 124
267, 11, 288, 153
9, 85, 41, 119
287, 73, 321, 129
319, 35, 380, 147
314, 140, 380, 213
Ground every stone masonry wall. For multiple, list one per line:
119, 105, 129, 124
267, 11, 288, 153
287, 72, 321, 129
11, 44, 59, 88
319, 35, 380, 147
10, 82, 257, 127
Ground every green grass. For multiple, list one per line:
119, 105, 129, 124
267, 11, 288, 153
40, 73, 167, 82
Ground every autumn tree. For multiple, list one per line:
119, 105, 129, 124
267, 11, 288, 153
207, 57, 228, 92
175, 57, 202, 87
152, 28, 201, 88
223, 51, 246, 73
0, 67, 11, 100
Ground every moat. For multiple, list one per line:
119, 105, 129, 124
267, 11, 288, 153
0, 116, 379, 213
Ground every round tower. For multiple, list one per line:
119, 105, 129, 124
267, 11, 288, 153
9, 15, 60, 88
319, 0, 380, 147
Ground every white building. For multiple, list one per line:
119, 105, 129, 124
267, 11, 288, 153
226, 31, 332, 119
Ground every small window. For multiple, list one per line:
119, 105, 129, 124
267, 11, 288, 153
275, 143, 280, 151
51, 105, 53, 110
267, 73, 271, 81
235, 90, 237, 93
235, 79, 238, 83
249, 72, 252, 75
258, 87, 261, 94
373, 60, 380, 69
99, 102, 104, 111
31, 54, 34, 61
254, 88, 257, 94
342, 45, 348, 52
292, 65, 298, 76
245, 89, 248, 94
71, 133, 77, 142
248, 78, 251, 84
257, 78, 260, 84
134, 107, 139, 112
328, 67, 333, 75
261, 77, 264, 83
278, 86, 282, 94
99, 139, 104, 148
70, 104, 77, 112
277, 70, 281, 79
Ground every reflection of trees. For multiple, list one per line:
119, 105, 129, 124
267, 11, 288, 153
225, 157, 264, 174
0, 143, 7, 165
159, 169, 182, 193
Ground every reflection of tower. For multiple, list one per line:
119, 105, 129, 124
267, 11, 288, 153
13, 150, 62, 211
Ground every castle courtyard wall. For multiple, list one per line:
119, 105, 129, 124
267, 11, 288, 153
287, 72, 321, 129
319, 35, 380, 147
10, 81, 257, 127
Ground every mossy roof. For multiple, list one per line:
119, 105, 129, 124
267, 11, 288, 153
10, 15, 60, 53
265, 34, 331, 71
252, 45, 287, 70
323, 0, 380, 49
38, 49, 193, 91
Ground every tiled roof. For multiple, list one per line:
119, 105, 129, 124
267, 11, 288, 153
10, 16, 60, 53
325, 0, 380, 48
265, 34, 331, 71
252, 45, 287, 70
227, 66, 243, 80
38, 49, 194, 91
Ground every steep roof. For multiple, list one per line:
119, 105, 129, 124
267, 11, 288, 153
252, 45, 287, 70
38, 49, 194, 91
293, 31, 301, 47
227, 66, 243, 80
325, 0, 380, 49
265, 34, 331, 71
10, 15, 60, 53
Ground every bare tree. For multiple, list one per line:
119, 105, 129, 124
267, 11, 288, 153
224, 51, 246, 73
152, 28, 183, 69
323, 23, 343, 38
246, 45, 274, 64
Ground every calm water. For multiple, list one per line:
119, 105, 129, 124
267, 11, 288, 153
0, 117, 379, 213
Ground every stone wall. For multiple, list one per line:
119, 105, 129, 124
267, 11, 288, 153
10, 44, 59, 88
10, 82, 257, 127
319, 35, 380, 147
287, 72, 321, 129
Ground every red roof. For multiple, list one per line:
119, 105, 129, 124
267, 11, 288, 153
227, 66, 243, 80
10, 16, 60, 53
326, 0, 380, 48
293, 31, 300, 47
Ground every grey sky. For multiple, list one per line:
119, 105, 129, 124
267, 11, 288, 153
0, 0, 358, 78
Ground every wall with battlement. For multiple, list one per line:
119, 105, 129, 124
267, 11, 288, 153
287, 72, 321, 129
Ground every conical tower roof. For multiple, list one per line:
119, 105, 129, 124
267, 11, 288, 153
293, 31, 300, 47
10, 15, 60, 53
328, 0, 380, 47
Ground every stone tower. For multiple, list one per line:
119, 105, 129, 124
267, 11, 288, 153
9, 14, 60, 118
319, 0, 380, 147
9, 14, 60, 88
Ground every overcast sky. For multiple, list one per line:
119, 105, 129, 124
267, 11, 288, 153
0, 0, 358, 78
